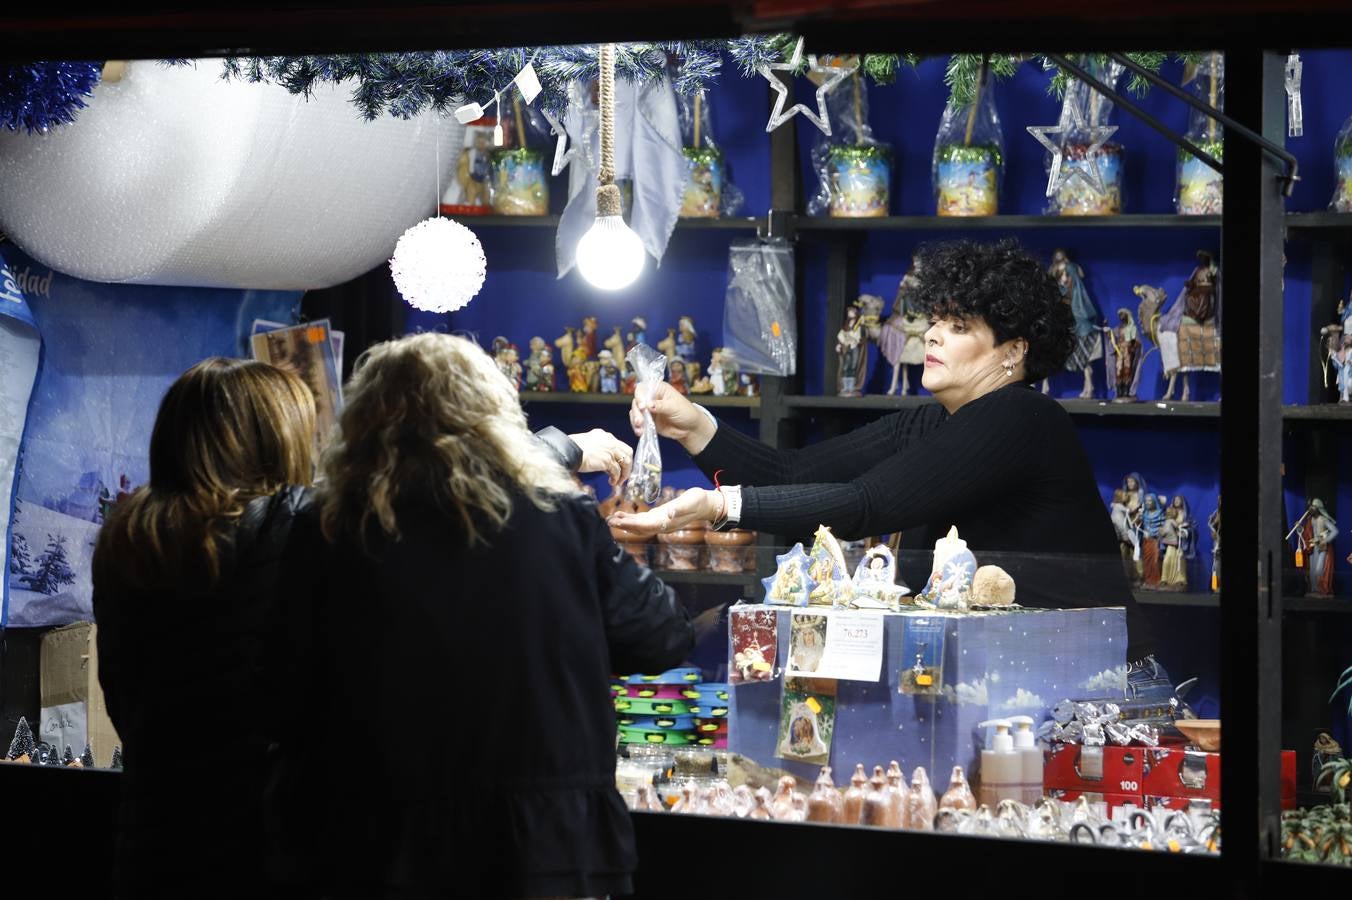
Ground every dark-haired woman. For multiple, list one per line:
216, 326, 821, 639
611, 238, 1159, 679
92, 358, 318, 896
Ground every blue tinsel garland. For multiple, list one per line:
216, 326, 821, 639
1, 43, 910, 131
0, 62, 102, 133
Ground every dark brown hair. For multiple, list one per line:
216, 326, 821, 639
94, 357, 316, 591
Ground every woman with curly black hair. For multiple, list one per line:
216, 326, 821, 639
612, 238, 1154, 665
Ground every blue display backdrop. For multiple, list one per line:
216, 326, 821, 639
435, 51, 1352, 608
1, 245, 298, 627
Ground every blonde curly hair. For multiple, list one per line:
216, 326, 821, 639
318, 332, 578, 548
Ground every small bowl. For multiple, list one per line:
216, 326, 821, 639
656, 528, 707, 546
704, 529, 757, 548
1174, 719, 1221, 751
610, 524, 654, 545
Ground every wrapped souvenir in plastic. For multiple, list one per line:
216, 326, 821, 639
723, 240, 797, 377
762, 544, 814, 606
1175, 53, 1225, 216
1044, 57, 1126, 216
624, 343, 668, 504
933, 86, 1003, 216
487, 88, 551, 216
807, 66, 892, 218
1331, 114, 1352, 212
674, 87, 744, 218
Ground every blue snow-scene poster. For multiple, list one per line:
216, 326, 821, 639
1, 245, 299, 627
0, 258, 42, 630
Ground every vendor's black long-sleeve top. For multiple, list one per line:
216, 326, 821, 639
696, 383, 1148, 657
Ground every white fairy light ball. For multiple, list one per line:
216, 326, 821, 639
576, 215, 645, 291
389, 216, 486, 312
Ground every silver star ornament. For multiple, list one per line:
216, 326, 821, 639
1026, 101, 1118, 198
758, 40, 856, 136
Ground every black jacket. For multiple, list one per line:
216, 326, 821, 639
93, 484, 310, 896
272, 487, 692, 898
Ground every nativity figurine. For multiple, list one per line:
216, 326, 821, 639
1045, 248, 1103, 399
878, 257, 928, 395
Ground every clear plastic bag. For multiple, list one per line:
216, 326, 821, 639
1045, 57, 1126, 216
932, 87, 1004, 216
806, 67, 893, 218
723, 239, 796, 376
487, 87, 552, 216
1175, 53, 1224, 216
625, 343, 668, 504
1330, 114, 1352, 212
674, 87, 744, 218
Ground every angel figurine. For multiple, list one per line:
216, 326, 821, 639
878, 258, 929, 395
1045, 248, 1103, 399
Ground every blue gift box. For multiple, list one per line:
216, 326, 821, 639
727, 604, 1128, 783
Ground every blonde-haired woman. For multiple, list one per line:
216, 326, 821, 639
279, 333, 692, 898
92, 357, 317, 895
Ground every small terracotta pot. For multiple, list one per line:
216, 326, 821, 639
705, 529, 758, 573
610, 524, 653, 565
657, 528, 706, 571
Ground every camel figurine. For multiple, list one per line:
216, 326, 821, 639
554, 326, 577, 366
603, 325, 625, 361
656, 327, 677, 361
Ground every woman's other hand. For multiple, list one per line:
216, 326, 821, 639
607, 487, 721, 537
629, 382, 716, 454
569, 428, 633, 487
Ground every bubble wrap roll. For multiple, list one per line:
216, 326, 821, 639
0, 60, 462, 290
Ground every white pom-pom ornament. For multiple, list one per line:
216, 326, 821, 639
389, 217, 486, 313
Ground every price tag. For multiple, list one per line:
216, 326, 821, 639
454, 102, 486, 125
514, 62, 542, 104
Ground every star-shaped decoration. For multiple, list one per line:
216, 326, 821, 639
1026, 101, 1118, 198
757, 37, 856, 136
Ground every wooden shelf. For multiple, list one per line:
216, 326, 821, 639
442, 214, 761, 231
1133, 591, 1352, 613
781, 394, 1221, 418
1134, 590, 1219, 608
1285, 212, 1352, 232
792, 214, 1221, 231
519, 392, 759, 408
655, 570, 761, 590
1283, 403, 1352, 421
443, 212, 1352, 236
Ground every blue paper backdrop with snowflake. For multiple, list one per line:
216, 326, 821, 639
1, 245, 297, 627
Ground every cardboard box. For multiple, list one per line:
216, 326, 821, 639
39, 622, 119, 767
1044, 744, 1146, 795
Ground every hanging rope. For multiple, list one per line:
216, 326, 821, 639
596, 42, 622, 217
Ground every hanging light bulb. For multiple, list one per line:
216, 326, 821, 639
577, 213, 644, 290
577, 42, 644, 291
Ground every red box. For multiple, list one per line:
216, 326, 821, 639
1145, 794, 1298, 813
1045, 789, 1143, 816
1044, 744, 1146, 795
1141, 748, 1297, 804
